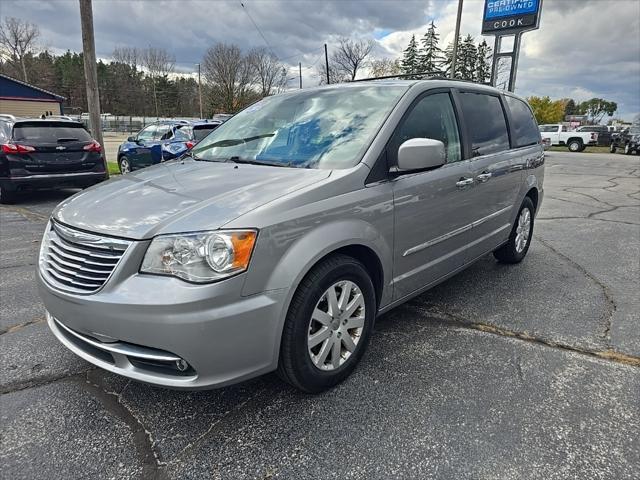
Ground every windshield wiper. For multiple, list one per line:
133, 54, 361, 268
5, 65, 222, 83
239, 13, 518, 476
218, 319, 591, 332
226, 156, 292, 167
208, 132, 275, 148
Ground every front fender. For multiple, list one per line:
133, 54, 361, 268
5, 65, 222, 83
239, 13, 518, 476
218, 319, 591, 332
243, 218, 393, 305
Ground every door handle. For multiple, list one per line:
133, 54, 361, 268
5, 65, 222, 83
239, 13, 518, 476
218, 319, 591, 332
476, 172, 492, 183
456, 177, 474, 189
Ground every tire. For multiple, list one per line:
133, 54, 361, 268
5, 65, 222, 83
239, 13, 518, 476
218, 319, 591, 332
610, 143, 617, 153
0, 185, 17, 204
277, 254, 376, 393
567, 139, 583, 152
624, 143, 632, 155
493, 197, 535, 264
119, 156, 131, 174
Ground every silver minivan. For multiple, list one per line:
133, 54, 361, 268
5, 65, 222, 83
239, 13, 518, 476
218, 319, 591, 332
38, 80, 544, 393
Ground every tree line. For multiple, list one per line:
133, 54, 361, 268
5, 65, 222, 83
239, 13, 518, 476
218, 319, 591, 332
527, 96, 618, 125
0, 16, 286, 117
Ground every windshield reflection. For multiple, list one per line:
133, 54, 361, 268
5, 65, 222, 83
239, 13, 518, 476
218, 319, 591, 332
191, 85, 408, 169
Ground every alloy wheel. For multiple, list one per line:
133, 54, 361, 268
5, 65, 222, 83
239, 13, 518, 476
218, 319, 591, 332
120, 158, 131, 174
515, 207, 531, 253
307, 280, 365, 371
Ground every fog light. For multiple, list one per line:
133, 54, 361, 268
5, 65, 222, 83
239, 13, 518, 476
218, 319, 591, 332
175, 359, 189, 372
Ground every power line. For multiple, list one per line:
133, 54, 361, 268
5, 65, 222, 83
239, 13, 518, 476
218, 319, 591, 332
239, 1, 278, 59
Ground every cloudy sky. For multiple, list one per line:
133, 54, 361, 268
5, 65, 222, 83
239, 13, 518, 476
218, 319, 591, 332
3, 0, 639, 120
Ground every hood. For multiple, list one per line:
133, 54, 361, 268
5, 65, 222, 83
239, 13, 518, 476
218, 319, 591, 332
53, 159, 330, 239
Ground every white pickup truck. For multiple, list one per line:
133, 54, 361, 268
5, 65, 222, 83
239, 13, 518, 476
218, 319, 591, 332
539, 124, 598, 152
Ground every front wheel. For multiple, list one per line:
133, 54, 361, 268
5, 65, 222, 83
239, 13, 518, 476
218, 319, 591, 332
277, 254, 376, 393
494, 197, 535, 264
610, 143, 617, 153
119, 156, 131, 174
567, 139, 583, 152
625, 143, 633, 155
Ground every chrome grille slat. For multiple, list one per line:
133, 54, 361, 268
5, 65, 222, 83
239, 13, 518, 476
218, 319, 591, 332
48, 243, 119, 267
54, 237, 123, 259
46, 251, 113, 274
45, 260, 109, 282
39, 221, 131, 294
45, 267, 103, 288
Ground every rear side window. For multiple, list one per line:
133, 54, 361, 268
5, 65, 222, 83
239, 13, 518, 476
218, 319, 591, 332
505, 96, 540, 147
12, 122, 92, 143
459, 93, 510, 156
193, 125, 219, 142
389, 92, 462, 164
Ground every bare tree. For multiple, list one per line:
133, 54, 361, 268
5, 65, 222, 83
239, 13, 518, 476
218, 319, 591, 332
202, 43, 254, 113
247, 47, 286, 96
112, 46, 141, 70
369, 57, 402, 78
317, 61, 347, 85
141, 47, 175, 117
333, 38, 374, 81
0, 17, 40, 82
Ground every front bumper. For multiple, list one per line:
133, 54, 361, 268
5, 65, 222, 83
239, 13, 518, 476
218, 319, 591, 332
38, 268, 288, 389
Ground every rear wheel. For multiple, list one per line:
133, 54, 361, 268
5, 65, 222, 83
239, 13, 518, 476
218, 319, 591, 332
625, 143, 632, 155
494, 197, 535, 264
610, 143, 617, 153
567, 139, 583, 152
277, 254, 376, 393
0, 185, 17, 204
119, 156, 131, 174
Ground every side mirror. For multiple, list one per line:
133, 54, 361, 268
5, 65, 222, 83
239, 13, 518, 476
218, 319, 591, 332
397, 138, 446, 171
127, 136, 136, 142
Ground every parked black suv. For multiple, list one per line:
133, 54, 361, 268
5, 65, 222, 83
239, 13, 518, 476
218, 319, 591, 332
0, 118, 108, 203
610, 116, 640, 155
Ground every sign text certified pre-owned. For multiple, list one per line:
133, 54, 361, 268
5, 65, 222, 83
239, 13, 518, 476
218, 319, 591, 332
482, 0, 542, 34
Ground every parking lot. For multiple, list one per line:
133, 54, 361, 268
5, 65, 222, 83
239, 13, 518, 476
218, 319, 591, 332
1, 151, 638, 479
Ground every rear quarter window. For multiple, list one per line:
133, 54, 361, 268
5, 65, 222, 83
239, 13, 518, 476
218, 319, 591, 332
13, 122, 92, 143
505, 96, 540, 147
459, 92, 510, 156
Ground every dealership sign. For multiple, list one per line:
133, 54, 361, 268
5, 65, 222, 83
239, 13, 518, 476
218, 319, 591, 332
482, 0, 542, 34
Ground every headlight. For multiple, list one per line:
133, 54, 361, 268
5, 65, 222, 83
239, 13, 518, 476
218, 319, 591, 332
141, 230, 257, 283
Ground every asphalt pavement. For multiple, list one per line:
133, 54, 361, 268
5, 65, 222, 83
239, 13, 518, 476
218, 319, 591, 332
1, 151, 638, 479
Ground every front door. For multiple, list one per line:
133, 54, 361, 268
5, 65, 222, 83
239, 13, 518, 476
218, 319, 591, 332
390, 91, 476, 300
131, 124, 156, 168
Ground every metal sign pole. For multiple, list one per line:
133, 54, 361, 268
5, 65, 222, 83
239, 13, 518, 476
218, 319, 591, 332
508, 32, 523, 92
490, 35, 501, 87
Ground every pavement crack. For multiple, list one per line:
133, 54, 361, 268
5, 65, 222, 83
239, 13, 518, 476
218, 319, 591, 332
0, 317, 45, 336
169, 385, 271, 464
0, 370, 93, 395
81, 371, 168, 480
535, 236, 616, 345
411, 304, 638, 367
536, 216, 640, 226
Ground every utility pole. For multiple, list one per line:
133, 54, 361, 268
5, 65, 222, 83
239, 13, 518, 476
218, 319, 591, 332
299, 62, 302, 89
324, 43, 330, 85
78, 0, 104, 167
449, 0, 463, 79
196, 63, 203, 118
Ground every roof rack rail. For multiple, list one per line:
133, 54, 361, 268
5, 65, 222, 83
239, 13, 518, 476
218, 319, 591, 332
353, 72, 493, 86
352, 71, 445, 82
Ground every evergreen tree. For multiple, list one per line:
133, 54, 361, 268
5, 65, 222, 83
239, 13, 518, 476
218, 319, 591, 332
564, 99, 577, 116
443, 36, 463, 78
458, 35, 477, 80
475, 39, 492, 83
418, 21, 443, 73
401, 34, 420, 78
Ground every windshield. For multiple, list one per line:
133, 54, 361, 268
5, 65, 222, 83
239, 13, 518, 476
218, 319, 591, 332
191, 85, 408, 169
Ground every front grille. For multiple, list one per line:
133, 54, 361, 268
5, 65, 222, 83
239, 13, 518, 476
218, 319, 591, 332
39, 221, 131, 294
